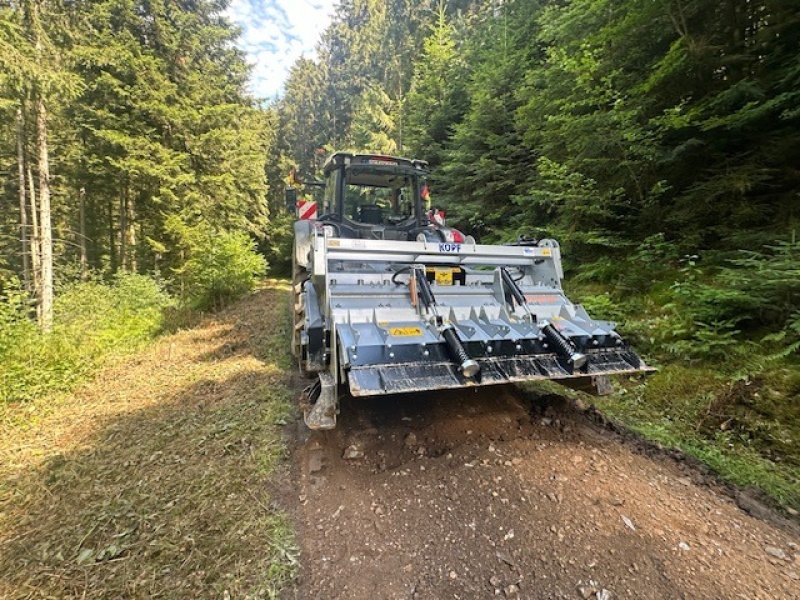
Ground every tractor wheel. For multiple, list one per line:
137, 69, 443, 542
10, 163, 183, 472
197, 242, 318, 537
291, 250, 309, 375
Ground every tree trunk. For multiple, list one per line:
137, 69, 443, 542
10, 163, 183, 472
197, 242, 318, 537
119, 183, 128, 271
79, 186, 88, 279
36, 94, 54, 331
127, 193, 137, 273
25, 0, 53, 330
395, 65, 403, 153
16, 108, 31, 294
28, 164, 41, 320
396, 92, 404, 153
108, 198, 117, 273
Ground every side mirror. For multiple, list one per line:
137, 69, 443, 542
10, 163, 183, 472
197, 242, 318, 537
285, 187, 297, 213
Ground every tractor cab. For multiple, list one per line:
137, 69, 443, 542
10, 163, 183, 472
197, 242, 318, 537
319, 153, 432, 241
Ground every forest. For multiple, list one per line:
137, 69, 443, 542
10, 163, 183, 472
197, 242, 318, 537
1, 0, 268, 401
1, 0, 799, 508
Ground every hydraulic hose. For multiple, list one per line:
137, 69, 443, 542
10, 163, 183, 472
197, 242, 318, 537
391, 265, 414, 286
500, 267, 528, 307
414, 268, 436, 310
500, 267, 534, 321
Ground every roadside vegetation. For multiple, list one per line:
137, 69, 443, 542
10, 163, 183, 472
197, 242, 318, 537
0, 273, 171, 406
1, 3, 283, 595
0, 230, 264, 411
0, 283, 296, 598
570, 235, 800, 509
1, 0, 270, 410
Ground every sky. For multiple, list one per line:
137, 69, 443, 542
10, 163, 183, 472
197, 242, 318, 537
225, 0, 336, 100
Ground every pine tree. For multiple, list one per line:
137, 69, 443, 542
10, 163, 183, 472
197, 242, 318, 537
1, 0, 273, 320
406, 2, 466, 169
21, 0, 55, 329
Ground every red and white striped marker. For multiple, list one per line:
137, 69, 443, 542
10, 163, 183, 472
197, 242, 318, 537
297, 199, 317, 220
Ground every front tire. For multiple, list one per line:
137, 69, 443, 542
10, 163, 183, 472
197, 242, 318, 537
291, 248, 310, 375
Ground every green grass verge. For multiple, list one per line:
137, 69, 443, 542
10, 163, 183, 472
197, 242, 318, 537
0, 282, 298, 598
564, 267, 800, 513
0, 274, 174, 406
593, 365, 800, 510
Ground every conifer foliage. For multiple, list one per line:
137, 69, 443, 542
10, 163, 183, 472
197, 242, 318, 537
273, 0, 798, 253
2, 0, 799, 352
0, 0, 269, 320
273, 0, 799, 351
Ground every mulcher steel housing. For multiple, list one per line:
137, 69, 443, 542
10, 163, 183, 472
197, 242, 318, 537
291, 153, 653, 429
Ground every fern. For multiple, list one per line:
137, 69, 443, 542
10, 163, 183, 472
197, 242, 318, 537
762, 311, 800, 360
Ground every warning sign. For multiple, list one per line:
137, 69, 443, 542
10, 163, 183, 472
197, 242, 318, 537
297, 199, 317, 220
434, 268, 454, 286
388, 327, 423, 337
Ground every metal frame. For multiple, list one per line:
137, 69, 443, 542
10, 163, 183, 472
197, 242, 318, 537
293, 154, 653, 430
295, 225, 652, 429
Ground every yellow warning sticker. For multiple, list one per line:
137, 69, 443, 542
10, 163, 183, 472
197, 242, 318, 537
388, 327, 423, 337
434, 268, 454, 285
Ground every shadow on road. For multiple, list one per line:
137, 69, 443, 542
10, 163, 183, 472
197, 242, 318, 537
0, 287, 297, 599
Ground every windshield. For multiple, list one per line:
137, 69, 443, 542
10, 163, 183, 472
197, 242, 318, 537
343, 175, 415, 225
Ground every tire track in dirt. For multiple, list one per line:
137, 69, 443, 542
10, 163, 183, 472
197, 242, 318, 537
289, 385, 799, 599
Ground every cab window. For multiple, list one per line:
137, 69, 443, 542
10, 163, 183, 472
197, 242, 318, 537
323, 169, 339, 213
343, 175, 415, 225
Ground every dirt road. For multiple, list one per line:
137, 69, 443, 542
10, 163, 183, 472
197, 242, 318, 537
290, 385, 799, 599
1, 286, 797, 599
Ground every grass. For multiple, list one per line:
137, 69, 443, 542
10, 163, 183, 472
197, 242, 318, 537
0, 274, 173, 406
566, 274, 800, 513
0, 281, 298, 598
592, 366, 800, 509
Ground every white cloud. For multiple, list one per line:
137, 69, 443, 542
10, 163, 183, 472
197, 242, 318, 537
226, 0, 336, 100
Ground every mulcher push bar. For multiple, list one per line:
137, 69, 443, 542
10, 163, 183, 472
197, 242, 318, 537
414, 267, 436, 310
414, 267, 480, 378
500, 267, 535, 322
541, 322, 587, 370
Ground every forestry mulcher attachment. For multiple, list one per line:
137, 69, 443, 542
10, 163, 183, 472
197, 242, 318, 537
290, 153, 652, 429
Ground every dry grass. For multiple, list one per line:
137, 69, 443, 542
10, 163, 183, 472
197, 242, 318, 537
0, 281, 297, 599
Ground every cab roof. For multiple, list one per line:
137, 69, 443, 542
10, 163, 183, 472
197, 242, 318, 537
322, 152, 429, 174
